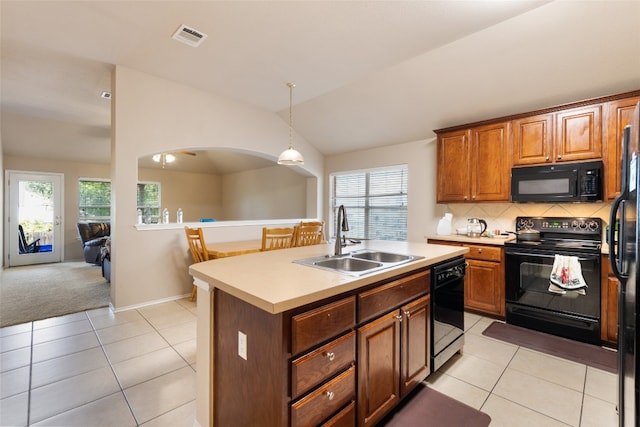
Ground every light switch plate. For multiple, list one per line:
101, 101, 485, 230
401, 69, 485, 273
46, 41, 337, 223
238, 331, 247, 360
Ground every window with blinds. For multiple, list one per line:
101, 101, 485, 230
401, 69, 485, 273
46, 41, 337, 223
331, 165, 408, 241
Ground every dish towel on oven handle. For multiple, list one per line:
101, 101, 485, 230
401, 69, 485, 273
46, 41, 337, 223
549, 254, 587, 292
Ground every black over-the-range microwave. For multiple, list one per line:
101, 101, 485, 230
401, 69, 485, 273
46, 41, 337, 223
511, 160, 603, 202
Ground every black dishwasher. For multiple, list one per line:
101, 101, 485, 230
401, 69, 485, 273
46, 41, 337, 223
431, 256, 466, 371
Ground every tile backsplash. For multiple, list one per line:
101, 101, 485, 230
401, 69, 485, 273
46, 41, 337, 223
444, 202, 612, 237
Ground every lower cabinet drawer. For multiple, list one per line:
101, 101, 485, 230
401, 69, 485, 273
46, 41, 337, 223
291, 331, 356, 399
291, 366, 356, 427
321, 401, 356, 427
292, 297, 356, 355
358, 271, 429, 322
465, 244, 501, 262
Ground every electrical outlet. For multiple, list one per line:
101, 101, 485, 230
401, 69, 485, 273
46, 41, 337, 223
238, 331, 247, 360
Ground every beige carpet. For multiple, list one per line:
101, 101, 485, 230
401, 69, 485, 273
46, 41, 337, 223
0, 261, 111, 328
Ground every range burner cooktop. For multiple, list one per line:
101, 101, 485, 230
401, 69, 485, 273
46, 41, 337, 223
505, 217, 603, 254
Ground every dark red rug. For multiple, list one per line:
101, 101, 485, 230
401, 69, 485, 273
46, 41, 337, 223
482, 321, 617, 373
380, 384, 491, 427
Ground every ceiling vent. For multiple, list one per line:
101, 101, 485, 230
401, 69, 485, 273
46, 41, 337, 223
172, 24, 208, 47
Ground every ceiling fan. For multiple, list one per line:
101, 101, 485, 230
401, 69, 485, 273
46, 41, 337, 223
152, 151, 196, 168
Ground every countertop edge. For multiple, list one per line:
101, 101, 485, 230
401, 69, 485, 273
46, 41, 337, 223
426, 234, 515, 246
189, 241, 468, 314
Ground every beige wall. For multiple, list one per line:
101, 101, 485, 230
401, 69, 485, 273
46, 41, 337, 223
138, 167, 223, 223
4, 155, 111, 261
222, 165, 307, 220
325, 138, 440, 242
0, 142, 4, 265
110, 66, 324, 309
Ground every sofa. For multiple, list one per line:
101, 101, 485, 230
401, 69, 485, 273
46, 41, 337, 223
76, 222, 110, 264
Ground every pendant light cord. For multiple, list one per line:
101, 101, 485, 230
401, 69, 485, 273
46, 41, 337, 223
288, 82, 295, 149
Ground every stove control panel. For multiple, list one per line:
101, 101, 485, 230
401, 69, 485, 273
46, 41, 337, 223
515, 217, 601, 235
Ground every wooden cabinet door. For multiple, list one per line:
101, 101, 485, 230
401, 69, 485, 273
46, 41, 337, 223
357, 310, 400, 427
437, 129, 470, 202
512, 113, 554, 165
555, 105, 602, 162
603, 97, 640, 200
400, 295, 430, 397
465, 259, 504, 316
469, 122, 511, 201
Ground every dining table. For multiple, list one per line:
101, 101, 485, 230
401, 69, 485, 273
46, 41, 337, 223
206, 239, 262, 259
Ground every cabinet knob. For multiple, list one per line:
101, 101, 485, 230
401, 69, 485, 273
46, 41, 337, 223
464, 196, 468, 200
557, 155, 562, 160
471, 195, 476, 200
477, 248, 483, 253
325, 391, 335, 401
545, 156, 550, 161
404, 310, 411, 318
325, 351, 336, 362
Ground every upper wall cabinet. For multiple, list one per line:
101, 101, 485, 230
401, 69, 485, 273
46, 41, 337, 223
603, 97, 640, 200
512, 113, 554, 165
437, 122, 510, 203
512, 105, 602, 166
436, 90, 640, 204
554, 105, 602, 162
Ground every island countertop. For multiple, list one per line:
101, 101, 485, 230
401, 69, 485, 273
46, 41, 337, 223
189, 240, 467, 314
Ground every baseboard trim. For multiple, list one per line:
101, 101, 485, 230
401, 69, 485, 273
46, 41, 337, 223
112, 293, 192, 313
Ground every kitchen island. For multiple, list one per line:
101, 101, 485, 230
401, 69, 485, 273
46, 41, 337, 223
189, 240, 467, 427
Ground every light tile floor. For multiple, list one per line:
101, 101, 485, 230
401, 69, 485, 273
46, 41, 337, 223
0, 299, 197, 426
0, 302, 618, 426
426, 312, 619, 427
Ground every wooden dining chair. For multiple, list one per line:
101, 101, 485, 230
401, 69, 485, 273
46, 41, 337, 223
299, 221, 325, 241
293, 223, 324, 247
261, 227, 295, 251
185, 226, 209, 301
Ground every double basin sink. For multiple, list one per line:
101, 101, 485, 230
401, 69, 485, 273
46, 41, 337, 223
294, 250, 423, 276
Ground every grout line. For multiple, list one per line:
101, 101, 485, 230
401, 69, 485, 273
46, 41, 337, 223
26, 321, 34, 427
88, 309, 140, 426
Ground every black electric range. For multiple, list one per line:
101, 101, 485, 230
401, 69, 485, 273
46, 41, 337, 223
504, 216, 603, 345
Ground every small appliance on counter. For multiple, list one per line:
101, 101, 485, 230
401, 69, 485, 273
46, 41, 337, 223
466, 218, 487, 237
436, 213, 453, 235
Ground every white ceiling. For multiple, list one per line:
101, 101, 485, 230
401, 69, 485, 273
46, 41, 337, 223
2, 1, 639, 173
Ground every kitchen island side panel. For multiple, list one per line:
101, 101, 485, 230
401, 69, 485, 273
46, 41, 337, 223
214, 289, 290, 426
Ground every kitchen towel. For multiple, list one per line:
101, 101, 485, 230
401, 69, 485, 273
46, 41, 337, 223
549, 254, 587, 295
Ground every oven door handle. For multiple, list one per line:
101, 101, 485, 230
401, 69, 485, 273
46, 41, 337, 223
505, 250, 600, 262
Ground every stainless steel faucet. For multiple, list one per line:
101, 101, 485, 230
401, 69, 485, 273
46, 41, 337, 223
334, 204, 349, 256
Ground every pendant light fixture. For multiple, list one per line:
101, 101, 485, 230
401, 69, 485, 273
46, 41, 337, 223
277, 82, 304, 165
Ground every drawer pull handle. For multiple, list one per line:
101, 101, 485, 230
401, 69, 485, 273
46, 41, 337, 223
325, 391, 335, 401
325, 352, 336, 361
